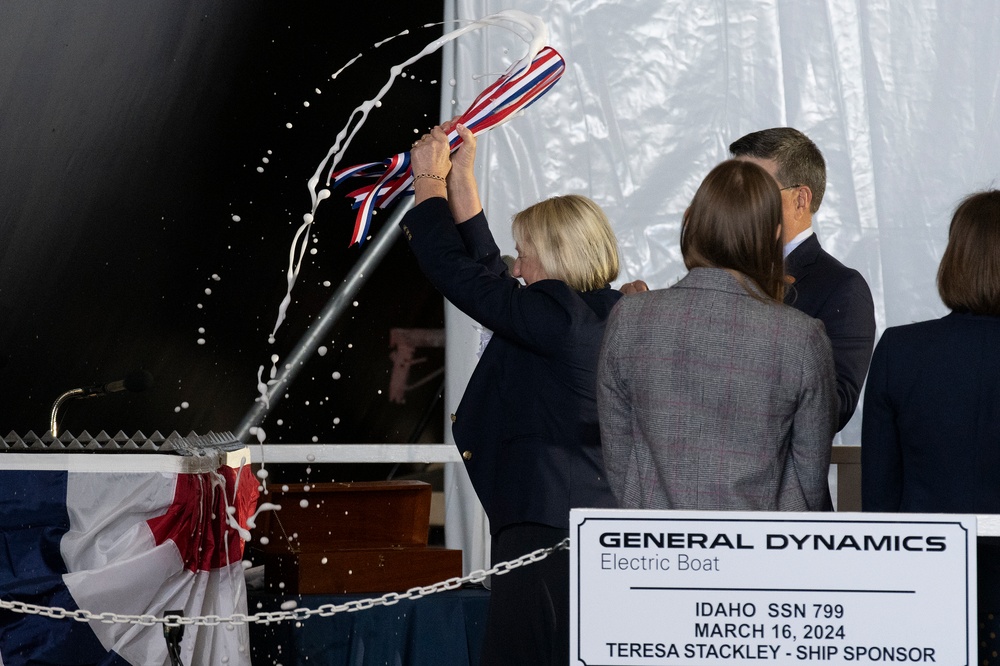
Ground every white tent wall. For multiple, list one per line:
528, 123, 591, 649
441, 0, 1000, 572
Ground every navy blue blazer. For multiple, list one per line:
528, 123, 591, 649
861, 312, 1000, 513
400, 198, 620, 533
785, 234, 876, 430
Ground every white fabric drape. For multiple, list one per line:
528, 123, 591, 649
442, 0, 1000, 571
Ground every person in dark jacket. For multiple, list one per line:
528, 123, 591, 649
730, 128, 876, 430
862, 189, 1000, 664
402, 120, 621, 666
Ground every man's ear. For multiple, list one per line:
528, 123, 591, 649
796, 186, 814, 212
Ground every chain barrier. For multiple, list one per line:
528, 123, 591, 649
0, 537, 569, 629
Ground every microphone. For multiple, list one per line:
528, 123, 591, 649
50, 369, 154, 436
79, 369, 155, 397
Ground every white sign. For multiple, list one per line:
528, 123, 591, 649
570, 509, 976, 665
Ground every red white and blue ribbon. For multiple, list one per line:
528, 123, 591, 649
332, 46, 566, 245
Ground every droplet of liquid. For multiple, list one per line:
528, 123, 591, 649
332, 372, 341, 380
231, 215, 241, 222
285, 122, 293, 129
317, 346, 328, 356
299, 499, 309, 508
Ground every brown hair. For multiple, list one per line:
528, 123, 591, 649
729, 127, 827, 213
937, 190, 1000, 316
512, 194, 620, 291
681, 160, 785, 301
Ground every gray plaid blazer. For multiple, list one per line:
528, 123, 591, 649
597, 268, 837, 511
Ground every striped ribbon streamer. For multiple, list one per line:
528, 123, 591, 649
331, 46, 565, 245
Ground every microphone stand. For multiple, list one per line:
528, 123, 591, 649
50, 388, 90, 437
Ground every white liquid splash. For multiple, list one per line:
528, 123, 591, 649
244, 501, 282, 531
267, 10, 549, 341
247, 11, 550, 466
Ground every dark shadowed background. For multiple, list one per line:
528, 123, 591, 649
0, 2, 446, 451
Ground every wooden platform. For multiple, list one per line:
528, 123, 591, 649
253, 480, 462, 593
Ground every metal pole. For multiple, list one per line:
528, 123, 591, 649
235, 199, 413, 441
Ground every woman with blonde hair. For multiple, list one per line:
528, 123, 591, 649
404, 121, 622, 666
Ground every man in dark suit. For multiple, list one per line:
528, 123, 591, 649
730, 128, 875, 430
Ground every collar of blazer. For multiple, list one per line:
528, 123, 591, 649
678, 267, 768, 299
784, 233, 822, 279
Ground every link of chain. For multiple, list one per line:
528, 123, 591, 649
0, 538, 569, 628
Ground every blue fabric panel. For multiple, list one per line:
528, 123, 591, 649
0, 470, 131, 666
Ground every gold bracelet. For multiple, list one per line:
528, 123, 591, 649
413, 173, 447, 183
